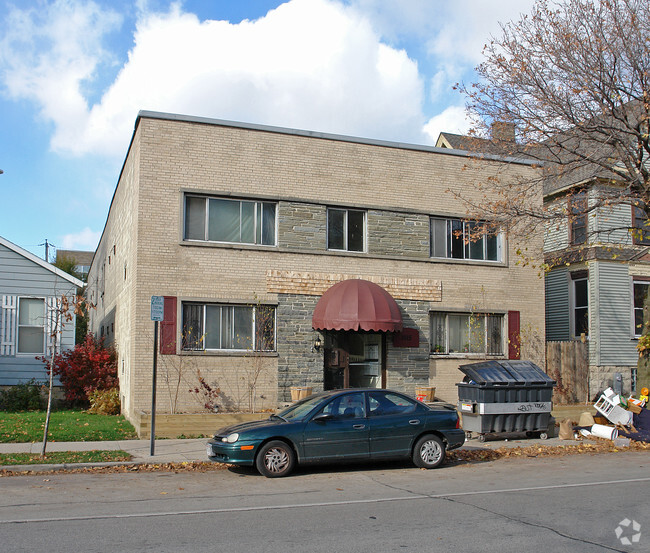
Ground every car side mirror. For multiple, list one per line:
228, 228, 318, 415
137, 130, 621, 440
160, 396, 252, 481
312, 413, 334, 423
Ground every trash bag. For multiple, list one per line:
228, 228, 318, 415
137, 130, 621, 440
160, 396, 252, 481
620, 407, 650, 443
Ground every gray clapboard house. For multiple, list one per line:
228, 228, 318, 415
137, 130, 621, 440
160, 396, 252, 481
543, 180, 649, 397
0, 236, 83, 386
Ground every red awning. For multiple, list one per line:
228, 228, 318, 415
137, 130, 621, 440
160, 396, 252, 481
312, 279, 403, 332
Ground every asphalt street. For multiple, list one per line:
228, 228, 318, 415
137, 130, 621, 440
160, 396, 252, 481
1, 451, 648, 552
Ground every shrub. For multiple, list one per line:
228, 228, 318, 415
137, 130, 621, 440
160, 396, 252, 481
43, 334, 118, 406
86, 388, 121, 415
0, 380, 45, 412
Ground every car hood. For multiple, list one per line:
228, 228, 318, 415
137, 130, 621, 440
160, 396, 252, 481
214, 417, 289, 437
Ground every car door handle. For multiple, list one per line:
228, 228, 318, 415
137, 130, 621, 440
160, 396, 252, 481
409, 420, 420, 425
353, 424, 366, 429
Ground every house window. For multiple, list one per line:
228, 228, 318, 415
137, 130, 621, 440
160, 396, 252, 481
569, 191, 588, 246
327, 208, 365, 252
430, 312, 503, 355
631, 204, 650, 245
430, 218, 501, 261
184, 196, 277, 246
633, 280, 650, 337
182, 303, 276, 352
572, 276, 589, 337
18, 298, 45, 354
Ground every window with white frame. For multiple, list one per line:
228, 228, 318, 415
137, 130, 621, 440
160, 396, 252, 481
430, 217, 502, 261
633, 280, 649, 337
572, 276, 589, 337
327, 208, 365, 252
430, 312, 503, 355
181, 303, 276, 352
18, 297, 45, 354
184, 195, 277, 246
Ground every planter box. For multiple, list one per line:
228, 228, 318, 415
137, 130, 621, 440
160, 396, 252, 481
133, 411, 269, 439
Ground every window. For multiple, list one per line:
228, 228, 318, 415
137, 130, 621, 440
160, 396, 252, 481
18, 298, 45, 354
430, 312, 503, 355
430, 218, 501, 261
572, 276, 589, 337
182, 303, 275, 351
633, 280, 649, 337
569, 191, 588, 246
319, 392, 366, 419
368, 391, 417, 416
184, 196, 277, 246
631, 204, 650, 245
327, 208, 365, 252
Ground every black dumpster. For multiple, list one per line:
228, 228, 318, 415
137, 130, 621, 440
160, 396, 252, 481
457, 360, 556, 441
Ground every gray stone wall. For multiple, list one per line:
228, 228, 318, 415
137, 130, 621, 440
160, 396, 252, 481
385, 300, 431, 395
278, 202, 327, 252
276, 295, 432, 401
276, 294, 323, 402
367, 210, 429, 258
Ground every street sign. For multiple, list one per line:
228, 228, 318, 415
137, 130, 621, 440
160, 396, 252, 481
151, 296, 164, 321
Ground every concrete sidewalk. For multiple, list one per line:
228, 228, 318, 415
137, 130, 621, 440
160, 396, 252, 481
0, 432, 581, 473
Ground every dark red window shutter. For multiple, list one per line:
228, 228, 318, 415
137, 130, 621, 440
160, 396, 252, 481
160, 296, 177, 355
508, 310, 521, 360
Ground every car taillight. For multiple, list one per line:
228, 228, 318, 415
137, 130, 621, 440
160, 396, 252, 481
455, 417, 461, 429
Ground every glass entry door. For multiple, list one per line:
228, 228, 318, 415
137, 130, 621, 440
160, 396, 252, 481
324, 332, 384, 390
348, 334, 382, 388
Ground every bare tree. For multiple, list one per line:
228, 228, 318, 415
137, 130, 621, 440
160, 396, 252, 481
455, 0, 649, 240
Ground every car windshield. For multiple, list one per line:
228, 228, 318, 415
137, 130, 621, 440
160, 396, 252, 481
277, 395, 328, 421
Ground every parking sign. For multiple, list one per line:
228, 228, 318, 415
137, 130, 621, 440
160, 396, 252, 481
151, 296, 164, 321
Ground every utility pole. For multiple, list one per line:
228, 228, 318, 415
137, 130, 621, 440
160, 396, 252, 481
39, 239, 53, 263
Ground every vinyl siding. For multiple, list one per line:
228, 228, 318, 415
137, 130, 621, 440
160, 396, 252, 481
545, 267, 570, 341
593, 261, 638, 366
0, 243, 78, 385
594, 202, 632, 246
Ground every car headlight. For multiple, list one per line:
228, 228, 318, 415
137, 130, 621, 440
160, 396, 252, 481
222, 433, 239, 443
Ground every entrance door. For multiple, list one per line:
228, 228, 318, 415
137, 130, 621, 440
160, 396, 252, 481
324, 332, 383, 390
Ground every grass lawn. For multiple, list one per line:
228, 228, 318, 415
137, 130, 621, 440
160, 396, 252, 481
0, 411, 138, 443
0, 450, 132, 466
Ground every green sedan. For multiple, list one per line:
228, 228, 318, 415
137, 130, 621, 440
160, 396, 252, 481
206, 388, 464, 477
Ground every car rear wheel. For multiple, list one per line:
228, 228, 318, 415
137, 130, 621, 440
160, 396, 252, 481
256, 440, 296, 478
412, 435, 446, 469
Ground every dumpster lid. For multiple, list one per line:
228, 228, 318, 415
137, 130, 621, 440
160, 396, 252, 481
457, 360, 556, 387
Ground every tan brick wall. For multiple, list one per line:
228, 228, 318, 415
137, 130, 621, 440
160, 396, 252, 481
90, 114, 545, 420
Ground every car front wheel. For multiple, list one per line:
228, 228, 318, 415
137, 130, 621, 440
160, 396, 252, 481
256, 440, 296, 478
412, 435, 446, 469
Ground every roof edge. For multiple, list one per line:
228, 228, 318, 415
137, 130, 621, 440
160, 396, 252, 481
136, 110, 539, 167
0, 236, 84, 288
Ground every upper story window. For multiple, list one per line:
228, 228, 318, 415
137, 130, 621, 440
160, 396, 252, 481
633, 280, 649, 337
327, 208, 365, 252
18, 297, 45, 354
430, 311, 503, 355
569, 191, 588, 246
184, 195, 277, 246
182, 302, 276, 352
430, 218, 502, 262
631, 204, 650, 245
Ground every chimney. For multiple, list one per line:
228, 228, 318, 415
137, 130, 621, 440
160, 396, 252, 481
491, 121, 516, 143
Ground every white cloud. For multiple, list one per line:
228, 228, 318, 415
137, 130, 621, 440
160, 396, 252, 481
0, 0, 122, 150
425, 0, 536, 64
60, 227, 102, 250
1, 0, 427, 157
422, 105, 471, 143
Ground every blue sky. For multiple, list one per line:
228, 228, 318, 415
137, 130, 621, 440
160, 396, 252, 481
0, 0, 535, 260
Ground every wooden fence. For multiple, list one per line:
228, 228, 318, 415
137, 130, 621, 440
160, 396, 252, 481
546, 340, 589, 404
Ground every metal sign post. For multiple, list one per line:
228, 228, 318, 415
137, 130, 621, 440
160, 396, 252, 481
150, 296, 164, 456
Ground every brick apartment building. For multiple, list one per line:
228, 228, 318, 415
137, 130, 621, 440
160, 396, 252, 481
87, 111, 544, 422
